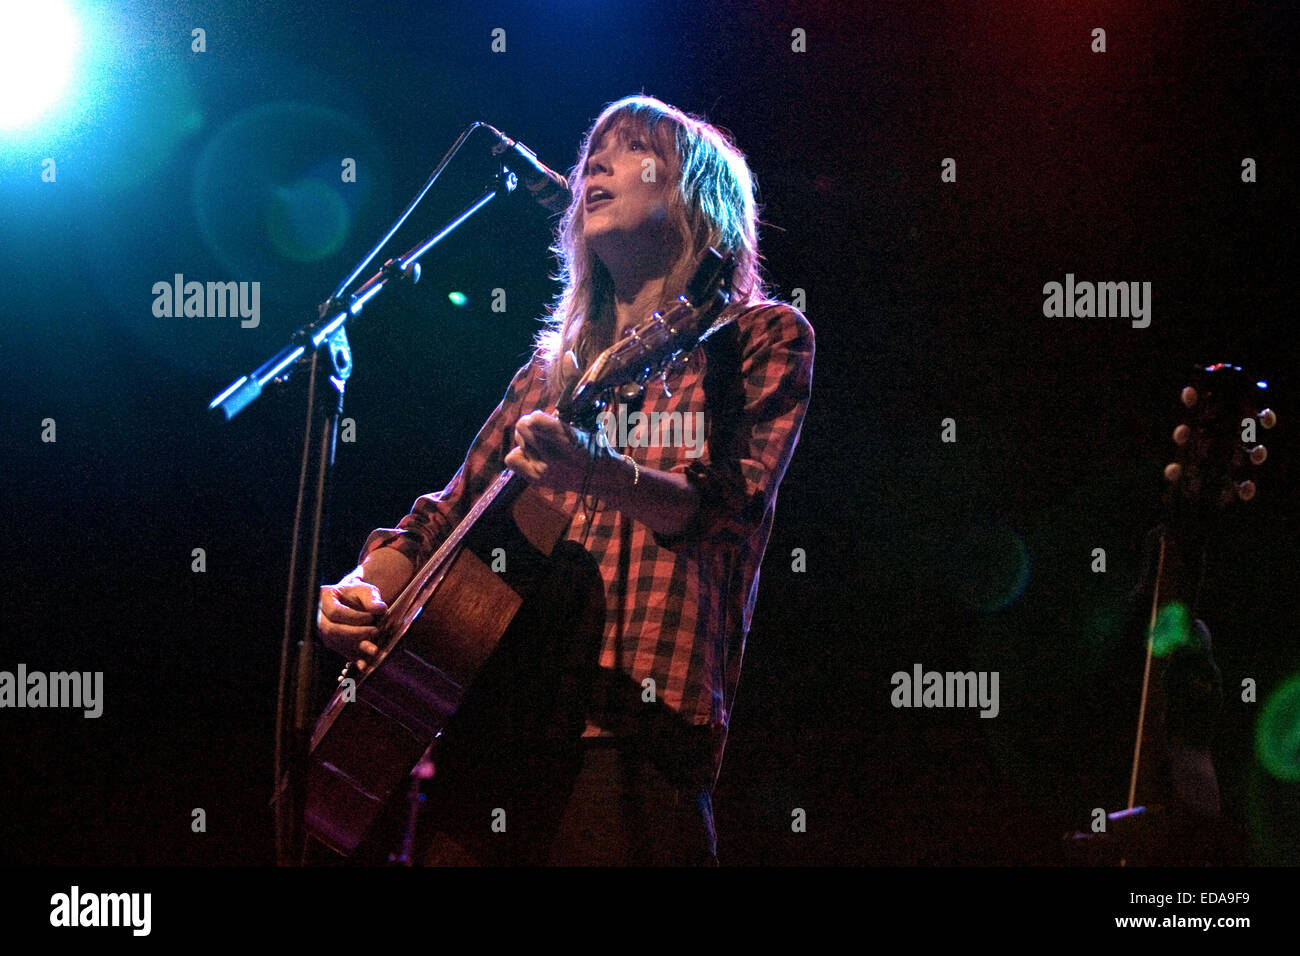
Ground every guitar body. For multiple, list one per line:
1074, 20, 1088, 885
305, 477, 605, 856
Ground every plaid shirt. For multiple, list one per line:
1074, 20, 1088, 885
360, 301, 813, 776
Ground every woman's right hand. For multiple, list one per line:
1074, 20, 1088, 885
318, 577, 387, 672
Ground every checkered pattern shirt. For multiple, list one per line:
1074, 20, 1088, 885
359, 301, 813, 768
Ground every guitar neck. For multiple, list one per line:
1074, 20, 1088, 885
385, 468, 522, 634
1127, 526, 1207, 811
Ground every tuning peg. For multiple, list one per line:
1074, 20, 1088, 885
1181, 386, 1198, 408
1173, 424, 1190, 445
1259, 408, 1277, 429
1250, 444, 1268, 465
1164, 463, 1182, 482
1237, 480, 1256, 502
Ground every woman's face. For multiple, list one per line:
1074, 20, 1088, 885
579, 120, 678, 268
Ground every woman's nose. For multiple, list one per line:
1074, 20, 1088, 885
586, 151, 610, 177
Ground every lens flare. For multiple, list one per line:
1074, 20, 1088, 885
1256, 673, 1300, 783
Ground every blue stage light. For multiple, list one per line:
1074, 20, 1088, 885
0, 1, 81, 131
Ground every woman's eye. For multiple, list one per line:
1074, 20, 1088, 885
628, 140, 645, 151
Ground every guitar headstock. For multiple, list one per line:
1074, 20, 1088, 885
1162, 363, 1276, 536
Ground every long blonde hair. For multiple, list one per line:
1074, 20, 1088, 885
535, 95, 767, 401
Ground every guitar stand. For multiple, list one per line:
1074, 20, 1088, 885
207, 121, 539, 866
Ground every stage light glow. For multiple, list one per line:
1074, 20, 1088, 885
266, 177, 350, 262
0, 0, 81, 131
448, 291, 468, 307
1150, 600, 1193, 657
1256, 673, 1300, 782
952, 524, 1031, 613
193, 103, 383, 282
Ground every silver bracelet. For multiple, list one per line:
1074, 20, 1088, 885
621, 452, 640, 487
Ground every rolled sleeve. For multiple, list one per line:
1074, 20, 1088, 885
653, 303, 814, 552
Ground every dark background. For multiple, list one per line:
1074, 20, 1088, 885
1, 0, 1296, 866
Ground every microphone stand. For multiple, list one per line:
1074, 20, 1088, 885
207, 123, 530, 865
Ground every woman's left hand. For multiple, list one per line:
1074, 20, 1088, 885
505, 411, 606, 495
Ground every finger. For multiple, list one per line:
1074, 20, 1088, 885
523, 414, 573, 453
507, 434, 544, 466
358, 640, 379, 657
321, 621, 381, 646
337, 584, 386, 613
324, 600, 384, 626
515, 416, 539, 453
524, 411, 561, 434
531, 416, 568, 444
505, 446, 543, 481
512, 450, 541, 479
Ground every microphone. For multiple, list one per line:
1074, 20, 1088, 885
484, 124, 572, 214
